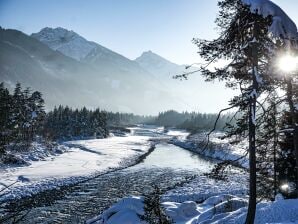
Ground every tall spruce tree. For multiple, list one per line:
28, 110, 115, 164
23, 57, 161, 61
191, 0, 276, 222
0, 83, 13, 154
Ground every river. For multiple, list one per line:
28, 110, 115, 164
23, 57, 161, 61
2, 128, 218, 224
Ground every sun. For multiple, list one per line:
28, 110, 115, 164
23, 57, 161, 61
280, 183, 289, 192
278, 54, 298, 73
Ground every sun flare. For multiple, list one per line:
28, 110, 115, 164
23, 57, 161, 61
278, 54, 298, 73
280, 183, 289, 192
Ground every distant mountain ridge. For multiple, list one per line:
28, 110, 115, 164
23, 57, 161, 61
32, 27, 154, 80
0, 26, 233, 114
0, 27, 189, 114
135, 50, 186, 78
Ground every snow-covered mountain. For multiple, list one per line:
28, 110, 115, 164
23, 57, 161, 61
135, 50, 185, 78
31, 27, 97, 61
0, 27, 188, 114
32, 27, 153, 81
1, 27, 235, 114
32, 27, 146, 72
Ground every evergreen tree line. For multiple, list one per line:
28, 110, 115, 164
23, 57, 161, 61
1, 83, 153, 153
106, 112, 154, 127
44, 106, 109, 140
0, 82, 45, 153
153, 110, 232, 132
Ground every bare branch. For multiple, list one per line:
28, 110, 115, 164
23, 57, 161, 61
203, 104, 240, 150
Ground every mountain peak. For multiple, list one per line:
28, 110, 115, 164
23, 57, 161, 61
32, 27, 78, 41
135, 51, 183, 77
138, 50, 163, 59
135, 50, 174, 66
31, 27, 96, 61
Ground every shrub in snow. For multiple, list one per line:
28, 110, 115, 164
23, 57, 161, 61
142, 186, 172, 224
87, 190, 172, 224
162, 201, 200, 222
275, 193, 284, 201
0, 154, 29, 166
195, 196, 248, 223
86, 196, 145, 224
17, 175, 30, 183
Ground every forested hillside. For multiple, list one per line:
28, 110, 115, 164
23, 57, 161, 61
153, 110, 231, 132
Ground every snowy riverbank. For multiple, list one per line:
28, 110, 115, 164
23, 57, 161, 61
86, 130, 252, 224
171, 132, 249, 169
0, 129, 155, 202
90, 130, 298, 224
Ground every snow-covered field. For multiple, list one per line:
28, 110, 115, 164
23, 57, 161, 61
0, 132, 153, 201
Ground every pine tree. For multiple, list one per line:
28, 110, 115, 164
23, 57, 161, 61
0, 83, 13, 154
12, 83, 26, 143
189, 0, 275, 222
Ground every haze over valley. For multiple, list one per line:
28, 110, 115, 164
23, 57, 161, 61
0, 26, 235, 114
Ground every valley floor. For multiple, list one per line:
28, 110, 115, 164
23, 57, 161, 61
1, 127, 297, 224
89, 131, 298, 224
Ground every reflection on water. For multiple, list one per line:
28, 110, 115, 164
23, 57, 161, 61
138, 143, 215, 173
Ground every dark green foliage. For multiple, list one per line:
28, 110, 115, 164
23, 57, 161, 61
154, 110, 232, 132
154, 110, 190, 127
0, 82, 45, 154
44, 106, 109, 140
277, 110, 298, 198
106, 112, 154, 127
142, 186, 172, 224
0, 82, 13, 153
255, 95, 279, 200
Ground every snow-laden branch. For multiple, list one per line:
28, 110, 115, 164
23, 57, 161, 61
241, 0, 298, 41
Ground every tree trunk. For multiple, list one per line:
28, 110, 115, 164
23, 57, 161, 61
245, 26, 259, 224
246, 86, 257, 224
286, 77, 298, 196
273, 96, 278, 197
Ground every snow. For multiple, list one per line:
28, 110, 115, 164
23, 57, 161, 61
162, 168, 247, 203
89, 130, 250, 224
92, 193, 298, 224
86, 196, 146, 224
31, 27, 97, 61
0, 133, 152, 201
204, 198, 298, 224
162, 201, 200, 223
241, 0, 298, 40
87, 194, 249, 224
171, 132, 249, 169
31, 111, 37, 119
254, 66, 263, 85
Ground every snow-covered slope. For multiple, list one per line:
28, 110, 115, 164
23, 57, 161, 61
31, 27, 148, 73
31, 27, 97, 61
135, 50, 185, 78
1, 27, 236, 113
2, 28, 189, 114
0, 27, 112, 109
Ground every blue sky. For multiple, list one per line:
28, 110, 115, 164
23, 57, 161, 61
0, 0, 297, 64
